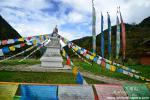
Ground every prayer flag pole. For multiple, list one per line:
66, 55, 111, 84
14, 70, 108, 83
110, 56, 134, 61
107, 12, 111, 60
92, 0, 96, 54
119, 7, 126, 65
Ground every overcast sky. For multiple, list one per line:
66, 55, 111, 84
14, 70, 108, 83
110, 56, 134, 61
0, 0, 150, 40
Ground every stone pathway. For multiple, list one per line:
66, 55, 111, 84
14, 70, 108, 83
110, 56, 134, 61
0, 64, 139, 85
80, 71, 138, 85
0, 64, 71, 72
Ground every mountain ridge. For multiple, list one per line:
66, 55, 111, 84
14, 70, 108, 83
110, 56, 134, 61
72, 16, 150, 60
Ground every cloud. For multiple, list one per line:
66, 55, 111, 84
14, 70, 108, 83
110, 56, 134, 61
0, 0, 150, 40
67, 12, 84, 23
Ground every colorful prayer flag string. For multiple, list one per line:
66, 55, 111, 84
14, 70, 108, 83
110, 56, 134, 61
0, 38, 49, 62
60, 42, 87, 84
58, 34, 149, 82
18, 39, 50, 62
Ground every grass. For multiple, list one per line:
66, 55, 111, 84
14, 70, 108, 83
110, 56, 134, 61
73, 60, 150, 83
0, 71, 104, 84
0, 59, 40, 66
1, 59, 149, 83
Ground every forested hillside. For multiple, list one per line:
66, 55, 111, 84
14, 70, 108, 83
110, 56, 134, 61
72, 17, 150, 60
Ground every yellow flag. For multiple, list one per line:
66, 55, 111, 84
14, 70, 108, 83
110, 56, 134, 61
62, 50, 66, 57
122, 66, 126, 69
140, 76, 145, 81
74, 47, 78, 51
92, 53, 96, 56
90, 56, 94, 60
18, 38, 24, 42
33, 40, 37, 45
0, 84, 19, 100
107, 60, 112, 64
9, 46, 15, 51
39, 36, 43, 42
110, 65, 116, 72
73, 67, 78, 76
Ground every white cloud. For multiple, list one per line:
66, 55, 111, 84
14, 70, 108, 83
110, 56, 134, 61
0, 0, 150, 40
67, 12, 84, 23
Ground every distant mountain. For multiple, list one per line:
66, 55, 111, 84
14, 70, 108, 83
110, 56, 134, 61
0, 15, 45, 58
0, 15, 22, 40
72, 16, 150, 60
140, 16, 150, 27
0, 15, 25, 58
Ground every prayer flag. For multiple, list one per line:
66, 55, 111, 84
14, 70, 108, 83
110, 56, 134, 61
7, 39, 15, 44
106, 63, 111, 70
66, 58, 71, 66
116, 14, 121, 59
0, 84, 19, 100
101, 13, 104, 57
2, 47, 9, 53
92, 0, 96, 53
14, 44, 21, 48
33, 40, 37, 45
101, 59, 106, 68
9, 46, 15, 51
86, 54, 90, 59
58, 86, 95, 100
117, 68, 123, 73
76, 72, 83, 84
0, 49, 4, 56
94, 84, 128, 100
20, 43, 25, 47
2, 40, 7, 45
18, 38, 24, 42
90, 55, 94, 60
107, 12, 111, 60
110, 65, 116, 72
120, 8, 126, 60
73, 66, 78, 76
14, 38, 18, 42
93, 57, 98, 62
97, 59, 101, 65
21, 85, 58, 100
123, 84, 150, 99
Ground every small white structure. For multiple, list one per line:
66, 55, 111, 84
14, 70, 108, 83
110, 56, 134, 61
40, 36, 64, 68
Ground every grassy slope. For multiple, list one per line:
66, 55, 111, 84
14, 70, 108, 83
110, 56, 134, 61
0, 59, 40, 66
0, 71, 104, 84
0, 59, 104, 84
1, 59, 150, 83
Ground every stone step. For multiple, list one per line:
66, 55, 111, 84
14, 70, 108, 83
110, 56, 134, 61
44, 53, 61, 57
46, 48, 60, 52
41, 62, 63, 68
40, 57, 63, 62
46, 46, 60, 48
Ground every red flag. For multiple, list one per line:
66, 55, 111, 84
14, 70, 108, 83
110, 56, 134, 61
66, 58, 71, 66
120, 9, 126, 60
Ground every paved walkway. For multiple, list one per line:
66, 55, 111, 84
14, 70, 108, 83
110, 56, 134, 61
0, 64, 138, 85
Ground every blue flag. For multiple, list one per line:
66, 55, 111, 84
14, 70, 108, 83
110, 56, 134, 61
21, 85, 58, 100
76, 72, 83, 84
107, 12, 111, 60
101, 13, 104, 58
2, 47, 10, 54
